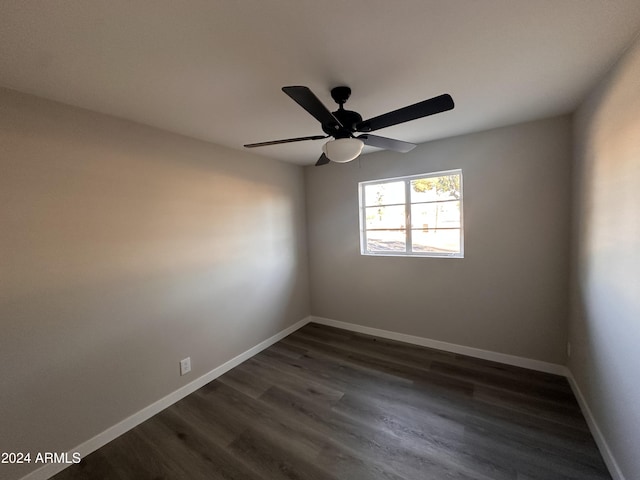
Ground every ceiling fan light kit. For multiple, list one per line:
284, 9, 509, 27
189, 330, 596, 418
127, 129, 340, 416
244, 85, 454, 166
322, 138, 364, 163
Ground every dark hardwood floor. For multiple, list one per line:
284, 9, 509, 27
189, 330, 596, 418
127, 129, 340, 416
53, 323, 611, 480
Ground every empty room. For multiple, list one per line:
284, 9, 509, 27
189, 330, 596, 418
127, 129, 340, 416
1, 1, 640, 479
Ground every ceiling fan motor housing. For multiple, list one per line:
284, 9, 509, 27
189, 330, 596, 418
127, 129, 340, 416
324, 109, 363, 137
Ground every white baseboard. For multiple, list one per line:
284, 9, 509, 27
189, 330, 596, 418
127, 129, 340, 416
310, 316, 567, 375
565, 370, 625, 480
21, 316, 312, 480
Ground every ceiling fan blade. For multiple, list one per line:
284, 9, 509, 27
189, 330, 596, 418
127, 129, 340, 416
358, 134, 416, 153
282, 86, 343, 130
356, 94, 454, 132
315, 153, 330, 166
244, 135, 328, 148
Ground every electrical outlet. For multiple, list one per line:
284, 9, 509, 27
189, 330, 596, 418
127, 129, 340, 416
180, 357, 191, 376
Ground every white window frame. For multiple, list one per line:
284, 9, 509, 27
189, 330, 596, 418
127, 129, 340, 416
359, 169, 464, 258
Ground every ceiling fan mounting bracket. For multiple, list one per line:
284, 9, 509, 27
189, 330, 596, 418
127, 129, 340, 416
330, 86, 351, 106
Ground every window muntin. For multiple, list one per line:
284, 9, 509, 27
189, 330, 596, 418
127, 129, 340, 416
359, 170, 463, 257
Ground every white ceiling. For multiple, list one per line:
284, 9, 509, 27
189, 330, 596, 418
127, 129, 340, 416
2, 1, 640, 165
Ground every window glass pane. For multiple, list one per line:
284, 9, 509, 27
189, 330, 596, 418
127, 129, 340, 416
365, 205, 406, 230
411, 201, 461, 229
364, 181, 405, 206
410, 174, 461, 203
359, 170, 463, 257
365, 230, 406, 253
411, 228, 461, 253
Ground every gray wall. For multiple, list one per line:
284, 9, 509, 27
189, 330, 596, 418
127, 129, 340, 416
0, 88, 310, 480
570, 34, 640, 480
305, 116, 572, 364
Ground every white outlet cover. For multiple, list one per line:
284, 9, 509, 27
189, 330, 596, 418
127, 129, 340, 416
180, 357, 191, 376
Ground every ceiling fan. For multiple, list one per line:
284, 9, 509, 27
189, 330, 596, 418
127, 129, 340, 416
244, 86, 454, 166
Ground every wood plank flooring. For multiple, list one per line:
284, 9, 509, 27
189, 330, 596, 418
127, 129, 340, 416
52, 323, 611, 480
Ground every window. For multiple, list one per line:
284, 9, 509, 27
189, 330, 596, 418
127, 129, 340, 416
359, 169, 463, 257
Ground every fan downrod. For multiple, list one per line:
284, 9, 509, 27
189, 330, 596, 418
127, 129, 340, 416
326, 86, 361, 134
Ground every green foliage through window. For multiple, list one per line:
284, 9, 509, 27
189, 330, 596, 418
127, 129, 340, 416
411, 175, 460, 199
